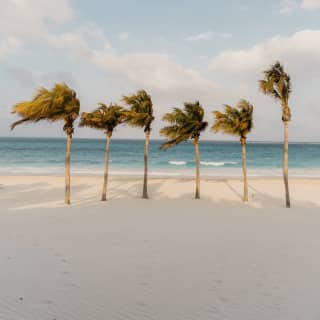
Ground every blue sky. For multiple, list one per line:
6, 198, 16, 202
1, 0, 320, 140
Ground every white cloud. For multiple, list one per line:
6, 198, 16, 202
0, 0, 74, 37
301, 0, 320, 9
0, 36, 22, 60
0, 0, 74, 58
278, 0, 300, 13
185, 31, 212, 41
40, 26, 215, 95
278, 0, 320, 13
47, 32, 92, 56
0, 0, 219, 102
185, 31, 232, 42
91, 50, 216, 94
209, 30, 320, 76
118, 32, 129, 41
0, 0, 214, 96
45, 25, 112, 61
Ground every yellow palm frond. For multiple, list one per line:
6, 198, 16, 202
11, 83, 80, 135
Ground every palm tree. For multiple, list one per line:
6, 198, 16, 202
160, 101, 208, 199
122, 90, 154, 199
259, 61, 292, 208
79, 103, 125, 201
212, 100, 254, 202
11, 83, 80, 205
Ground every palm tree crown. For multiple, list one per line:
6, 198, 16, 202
259, 61, 291, 122
79, 103, 125, 134
160, 101, 208, 150
11, 83, 80, 135
212, 99, 253, 139
122, 90, 154, 131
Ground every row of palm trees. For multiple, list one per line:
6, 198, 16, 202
11, 61, 292, 208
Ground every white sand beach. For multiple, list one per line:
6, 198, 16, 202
1, 175, 320, 209
1, 176, 320, 319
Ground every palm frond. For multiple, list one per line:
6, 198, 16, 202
79, 103, 125, 133
259, 61, 291, 103
11, 83, 80, 135
212, 100, 254, 139
122, 89, 154, 131
160, 101, 208, 149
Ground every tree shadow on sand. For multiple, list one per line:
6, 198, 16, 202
224, 180, 243, 201
248, 184, 319, 208
1, 178, 319, 210
0, 182, 95, 210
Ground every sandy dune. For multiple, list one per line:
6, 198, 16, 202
0, 176, 320, 319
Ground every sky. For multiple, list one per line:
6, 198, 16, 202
1, 0, 320, 141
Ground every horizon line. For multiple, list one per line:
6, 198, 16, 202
2, 136, 320, 144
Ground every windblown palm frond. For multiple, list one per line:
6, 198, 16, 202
212, 99, 253, 139
259, 61, 292, 123
160, 101, 208, 150
11, 83, 80, 135
79, 103, 125, 133
259, 61, 291, 106
122, 90, 154, 131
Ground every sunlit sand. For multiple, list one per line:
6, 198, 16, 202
0, 176, 319, 319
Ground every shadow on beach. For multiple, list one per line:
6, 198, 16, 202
0, 176, 319, 210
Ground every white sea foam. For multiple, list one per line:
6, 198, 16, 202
200, 161, 237, 166
169, 161, 187, 166
2, 165, 320, 178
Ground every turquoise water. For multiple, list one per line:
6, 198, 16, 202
0, 137, 320, 177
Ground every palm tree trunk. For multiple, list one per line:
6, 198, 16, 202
241, 137, 248, 202
101, 131, 112, 201
194, 137, 201, 199
283, 121, 290, 208
65, 133, 72, 205
142, 130, 150, 199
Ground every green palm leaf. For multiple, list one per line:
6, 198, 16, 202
212, 100, 254, 139
79, 103, 125, 133
259, 61, 291, 121
160, 101, 208, 150
122, 90, 154, 131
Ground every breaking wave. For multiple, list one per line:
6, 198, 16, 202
169, 161, 187, 166
200, 161, 237, 166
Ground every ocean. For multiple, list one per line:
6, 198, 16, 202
0, 137, 320, 177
